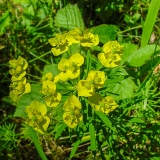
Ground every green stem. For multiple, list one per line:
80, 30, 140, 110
117, 25, 142, 34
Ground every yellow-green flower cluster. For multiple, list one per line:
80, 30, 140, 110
9, 28, 123, 133
57, 53, 84, 80
26, 100, 50, 134
9, 56, 31, 102
41, 73, 61, 108
47, 28, 100, 128
77, 70, 118, 114
48, 28, 99, 56
77, 70, 118, 115
63, 95, 83, 128
47, 28, 123, 129
88, 93, 118, 113
78, 70, 106, 97
98, 41, 123, 68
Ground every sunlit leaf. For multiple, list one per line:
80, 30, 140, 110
90, 24, 119, 44
54, 4, 84, 31
0, 11, 10, 35
126, 44, 160, 67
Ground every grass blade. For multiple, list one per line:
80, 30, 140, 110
96, 111, 117, 132
28, 126, 48, 160
141, 0, 160, 47
89, 122, 96, 152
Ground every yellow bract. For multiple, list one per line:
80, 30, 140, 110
58, 53, 84, 80
48, 33, 71, 56
98, 41, 123, 68
66, 28, 99, 47
9, 56, 28, 81
63, 95, 83, 128
66, 28, 82, 43
49, 28, 99, 57
88, 93, 118, 113
81, 30, 99, 47
26, 100, 50, 134
87, 70, 106, 89
77, 80, 95, 97
10, 77, 31, 95
42, 80, 61, 107
42, 72, 54, 82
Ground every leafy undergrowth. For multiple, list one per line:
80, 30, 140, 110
0, 0, 160, 160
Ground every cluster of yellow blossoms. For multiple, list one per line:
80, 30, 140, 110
9, 56, 31, 102
48, 28, 99, 56
9, 28, 124, 133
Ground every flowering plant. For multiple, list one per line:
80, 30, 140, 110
8, 4, 160, 159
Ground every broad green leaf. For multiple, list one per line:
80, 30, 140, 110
23, 4, 35, 16
105, 67, 136, 101
43, 64, 59, 76
90, 24, 119, 44
141, 0, 160, 47
89, 122, 96, 152
14, 84, 44, 117
13, 0, 31, 7
121, 42, 137, 65
55, 123, 66, 139
54, 4, 84, 31
105, 77, 136, 101
67, 43, 80, 55
0, 11, 10, 35
126, 44, 160, 67
96, 111, 117, 132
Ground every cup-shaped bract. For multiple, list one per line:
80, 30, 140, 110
42, 80, 61, 107
87, 70, 106, 89
77, 80, 95, 97
98, 41, 123, 68
9, 56, 28, 81
26, 100, 50, 134
63, 95, 83, 128
48, 33, 71, 56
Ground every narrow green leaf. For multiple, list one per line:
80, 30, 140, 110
70, 139, 81, 158
141, 0, 160, 47
126, 44, 160, 67
129, 118, 144, 123
90, 24, 119, 44
96, 111, 117, 132
54, 4, 84, 31
55, 123, 66, 139
28, 126, 48, 160
89, 122, 96, 152
0, 11, 10, 35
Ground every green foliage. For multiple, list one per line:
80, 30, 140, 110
105, 67, 136, 100
54, 4, 85, 31
0, 11, 10, 35
0, 123, 18, 151
141, 0, 160, 47
0, 0, 160, 159
126, 44, 160, 67
90, 24, 119, 44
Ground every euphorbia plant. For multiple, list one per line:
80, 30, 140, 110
9, 28, 122, 157
8, 4, 160, 159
